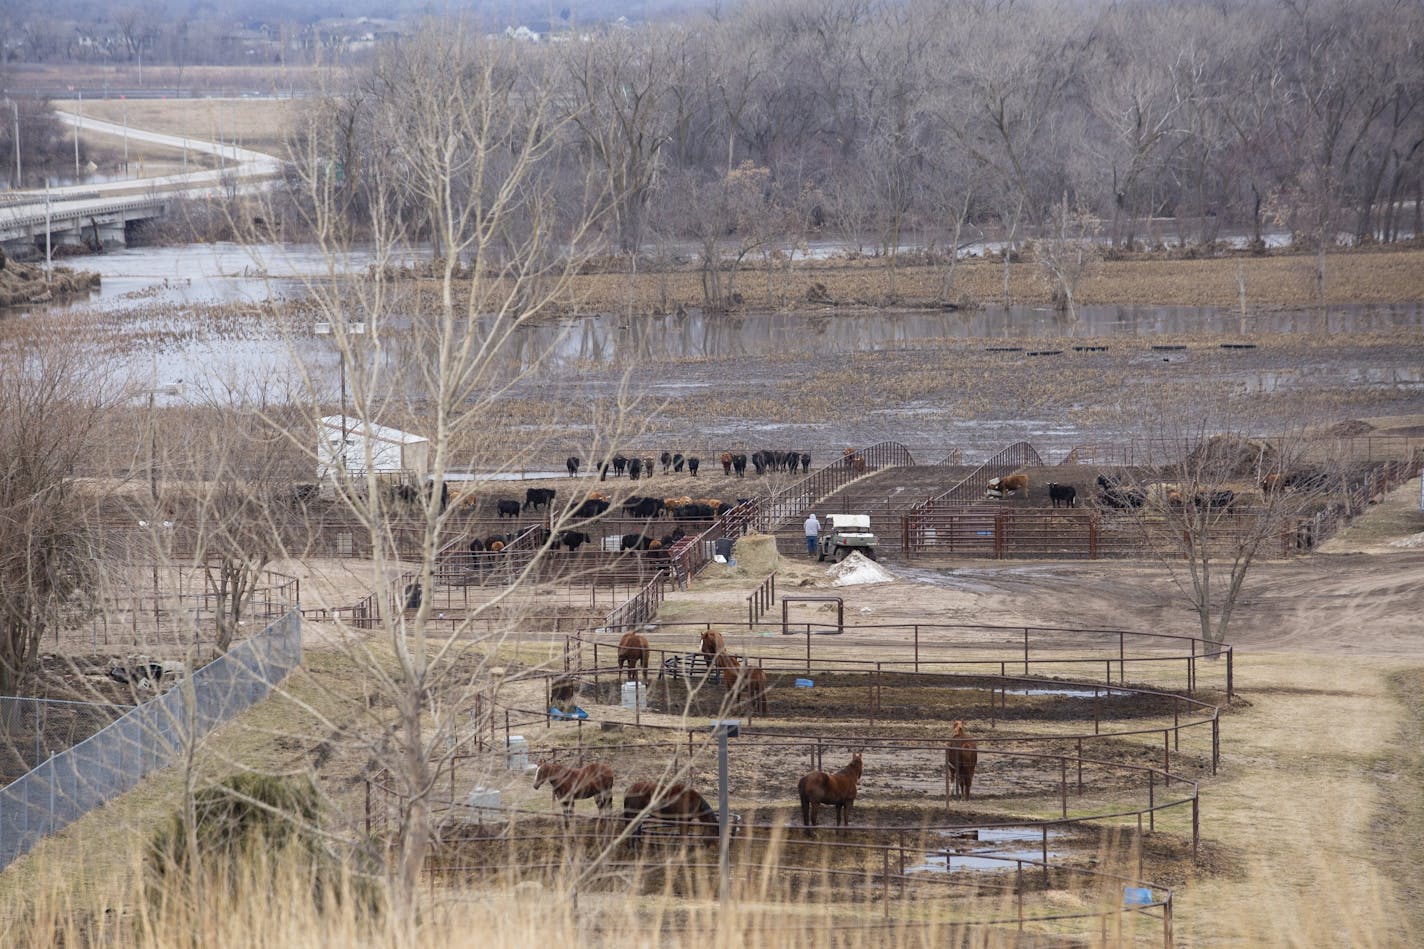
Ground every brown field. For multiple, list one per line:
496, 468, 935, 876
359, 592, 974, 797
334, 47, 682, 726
499, 245, 1424, 315
11, 63, 320, 96
56, 97, 299, 156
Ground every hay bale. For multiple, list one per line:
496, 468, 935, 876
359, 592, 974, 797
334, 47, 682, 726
1180, 434, 1277, 479
1325, 419, 1375, 437
732, 534, 780, 576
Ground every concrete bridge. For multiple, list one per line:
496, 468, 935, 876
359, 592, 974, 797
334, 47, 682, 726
0, 108, 283, 259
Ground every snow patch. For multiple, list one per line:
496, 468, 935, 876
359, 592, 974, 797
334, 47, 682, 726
827, 552, 896, 586
1388, 531, 1424, 549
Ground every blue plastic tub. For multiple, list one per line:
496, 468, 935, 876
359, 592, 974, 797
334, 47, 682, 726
1123, 886, 1154, 906
794, 678, 814, 688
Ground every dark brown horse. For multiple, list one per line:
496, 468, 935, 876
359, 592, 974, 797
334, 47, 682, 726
533, 760, 615, 817
798, 753, 863, 828
948, 720, 978, 800
623, 781, 718, 840
617, 631, 650, 683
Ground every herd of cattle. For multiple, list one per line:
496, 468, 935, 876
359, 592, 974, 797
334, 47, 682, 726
577, 450, 812, 481
984, 469, 1335, 513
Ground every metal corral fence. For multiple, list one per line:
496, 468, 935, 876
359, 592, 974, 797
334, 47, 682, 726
658, 441, 920, 585
912, 441, 1046, 512
378, 769, 1179, 940
420, 826, 1175, 945
572, 620, 1233, 699
0, 610, 302, 870
902, 455, 1421, 560
1061, 434, 1424, 468
59, 566, 300, 648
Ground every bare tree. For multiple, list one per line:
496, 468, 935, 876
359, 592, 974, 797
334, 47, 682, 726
0, 338, 110, 695
254, 23, 622, 925
1112, 418, 1342, 648
562, 29, 674, 254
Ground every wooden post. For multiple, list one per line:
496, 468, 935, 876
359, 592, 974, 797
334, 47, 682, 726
1060, 755, 1067, 818
945, 747, 952, 807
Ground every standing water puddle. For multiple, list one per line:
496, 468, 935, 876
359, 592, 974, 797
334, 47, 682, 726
907, 827, 1066, 874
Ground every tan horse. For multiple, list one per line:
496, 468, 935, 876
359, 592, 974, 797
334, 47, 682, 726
798, 753, 863, 828
617, 631, 650, 683
948, 720, 978, 799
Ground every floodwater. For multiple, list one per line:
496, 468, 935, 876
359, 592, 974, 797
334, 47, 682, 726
9, 242, 1423, 441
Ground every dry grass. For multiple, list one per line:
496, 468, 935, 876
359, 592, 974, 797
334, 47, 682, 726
413, 246, 1424, 316
56, 98, 297, 156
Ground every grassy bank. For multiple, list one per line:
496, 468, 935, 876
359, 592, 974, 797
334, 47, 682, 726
412, 245, 1424, 317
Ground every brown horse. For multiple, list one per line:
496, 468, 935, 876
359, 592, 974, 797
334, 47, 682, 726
533, 760, 615, 817
712, 651, 767, 714
798, 753, 863, 828
617, 631, 649, 683
623, 781, 719, 840
700, 629, 726, 663
948, 720, 978, 800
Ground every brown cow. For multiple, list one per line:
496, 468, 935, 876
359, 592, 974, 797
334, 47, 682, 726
986, 473, 1029, 498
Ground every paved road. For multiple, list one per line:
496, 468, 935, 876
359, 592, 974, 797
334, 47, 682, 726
4, 108, 283, 203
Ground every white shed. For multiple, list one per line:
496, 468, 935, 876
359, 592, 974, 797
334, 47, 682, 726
317, 416, 429, 479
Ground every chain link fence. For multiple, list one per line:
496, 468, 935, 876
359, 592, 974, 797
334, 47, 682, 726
0, 610, 302, 869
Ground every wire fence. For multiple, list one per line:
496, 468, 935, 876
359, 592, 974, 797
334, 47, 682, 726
0, 610, 302, 870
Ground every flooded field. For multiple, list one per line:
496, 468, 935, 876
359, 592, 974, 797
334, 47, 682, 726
8, 242, 1423, 460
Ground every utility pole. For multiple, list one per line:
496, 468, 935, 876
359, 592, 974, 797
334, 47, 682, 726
43, 179, 51, 284
11, 100, 19, 187
122, 98, 129, 172
74, 91, 81, 180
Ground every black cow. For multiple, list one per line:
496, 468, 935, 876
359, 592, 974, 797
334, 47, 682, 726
643, 457, 655, 479
687, 457, 700, 477
799, 453, 811, 473
621, 533, 652, 551
524, 487, 556, 511
624, 496, 662, 518
495, 499, 520, 518
628, 457, 643, 480
751, 452, 766, 476
1192, 490, 1236, 512
673, 453, 685, 473
732, 454, 747, 477
1095, 474, 1143, 509
558, 530, 592, 551
574, 497, 611, 519
1048, 483, 1077, 508
612, 455, 628, 478
660, 451, 673, 474
566, 456, 581, 477
659, 528, 687, 548
674, 503, 715, 520
468, 537, 485, 554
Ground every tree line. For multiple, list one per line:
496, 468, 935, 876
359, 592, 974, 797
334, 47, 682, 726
298, 0, 1422, 278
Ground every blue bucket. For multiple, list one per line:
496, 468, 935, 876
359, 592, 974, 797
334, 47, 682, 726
795, 678, 814, 688
1123, 886, 1154, 906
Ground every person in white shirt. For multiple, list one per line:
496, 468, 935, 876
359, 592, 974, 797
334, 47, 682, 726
804, 513, 821, 557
